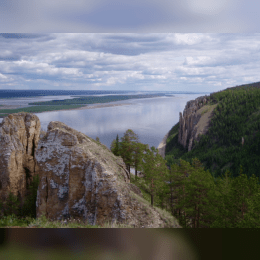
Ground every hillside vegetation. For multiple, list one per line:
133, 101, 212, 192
166, 83, 260, 181
164, 82, 260, 227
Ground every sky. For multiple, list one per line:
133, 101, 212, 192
0, 33, 260, 92
0, 1, 259, 92
0, 0, 258, 33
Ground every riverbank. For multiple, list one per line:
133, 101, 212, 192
30, 102, 132, 114
0, 102, 132, 118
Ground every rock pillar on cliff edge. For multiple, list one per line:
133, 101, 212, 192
0, 113, 41, 205
178, 95, 209, 151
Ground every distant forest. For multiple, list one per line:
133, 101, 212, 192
28, 94, 168, 106
166, 83, 260, 180
0, 94, 169, 118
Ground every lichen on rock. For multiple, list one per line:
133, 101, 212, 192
35, 121, 180, 227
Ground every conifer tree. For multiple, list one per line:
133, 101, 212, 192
132, 142, 147, 180
208, 170, 236, 228
141, 146, 168, 207
110, 134, 121, 156
229, 166, 260, 227
114, 134, 120, 156
120, 129, 139, 173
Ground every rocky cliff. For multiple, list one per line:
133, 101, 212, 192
0, 112, 41, 205
34, 120, 179, 227
178, 95, 217, 152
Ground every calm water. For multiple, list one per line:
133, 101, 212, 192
0, 93, 209, 149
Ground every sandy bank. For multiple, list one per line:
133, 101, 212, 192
33, 102, 132, 114
0, 103, 132, 116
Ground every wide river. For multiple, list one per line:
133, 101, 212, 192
0, 93, 209, 149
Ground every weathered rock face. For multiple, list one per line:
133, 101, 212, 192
178, 95, 212, 151
0, 113, 41, 204
35, 121, 180, 227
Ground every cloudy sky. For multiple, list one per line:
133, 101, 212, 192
0, 33, 260, 92
0, 0, 258, 33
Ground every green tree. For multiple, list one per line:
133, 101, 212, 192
229, 166, 260, 227
110, 134, 120, 156
183, 158, 216, 228
2, 191, 21, 217
141, 146, 168, 207
239, 185, 260, 227
207, 170, 236, 228
18, 174, 40, 219
120, 129, 139, 173
114, 134, 120, 156
173, 159, 194, 227
132, 142, 147, 180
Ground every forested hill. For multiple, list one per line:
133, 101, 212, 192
165, 81, 260, 182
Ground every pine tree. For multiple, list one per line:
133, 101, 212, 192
141, 146, 168, 207
120, 129, 139, 174
208, 170, 236, 228
230, 166, 260, 227
110, 134, 121, 156
114, 134, 120, 156
132, 142, 147, 180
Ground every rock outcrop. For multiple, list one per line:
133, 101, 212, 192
35, 121, 180, 227
178, 95, 216, 151
0, 112, 41, 205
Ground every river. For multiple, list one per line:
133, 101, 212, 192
0, 93, 209, 149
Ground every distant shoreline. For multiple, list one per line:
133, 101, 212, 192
0, 102, 133, 118
0, 95, 175, 118
33, 102, 132, 114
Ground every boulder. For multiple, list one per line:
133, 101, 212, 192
35, 121, 180, 227
0, 112, 41, 206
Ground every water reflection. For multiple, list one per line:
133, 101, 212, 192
36, 94, 205, 149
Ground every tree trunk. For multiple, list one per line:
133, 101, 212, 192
135, 167, 138, 180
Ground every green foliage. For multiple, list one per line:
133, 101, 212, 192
18, 174, 40, 219
140, 146, 168, 207
1, 192, 21, 217
164, 83, 260, 227
208, 166, 260, 228
0, 174, 40, 221
166, 83, 260, 181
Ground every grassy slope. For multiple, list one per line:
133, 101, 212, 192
165, 82, 260, 182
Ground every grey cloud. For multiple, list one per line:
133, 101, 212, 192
0, 33, 44, 39
62, 3, 167, 29
0, 0, 250, 32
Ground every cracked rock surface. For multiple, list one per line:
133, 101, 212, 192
35, 121, 180, 227
0, 112, 41, 205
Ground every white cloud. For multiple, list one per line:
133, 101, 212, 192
0, 33, 260, 92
